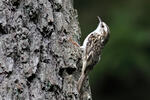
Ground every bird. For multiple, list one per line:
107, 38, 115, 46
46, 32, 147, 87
77, 16, 110, 92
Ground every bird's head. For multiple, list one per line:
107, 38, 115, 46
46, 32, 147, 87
95, 16, 110, 46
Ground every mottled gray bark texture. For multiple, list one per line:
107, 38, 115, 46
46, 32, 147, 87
0, 0, 92, 100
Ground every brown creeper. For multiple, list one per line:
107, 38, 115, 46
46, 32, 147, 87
77, 16, 110, 92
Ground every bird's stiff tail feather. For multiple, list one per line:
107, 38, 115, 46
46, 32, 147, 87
77, 73, 86, 92
77, 61, 87, 92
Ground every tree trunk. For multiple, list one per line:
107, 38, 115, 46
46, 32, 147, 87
0, 0, 92, 100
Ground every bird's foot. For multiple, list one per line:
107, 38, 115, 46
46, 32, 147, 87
68, 37, 80, 47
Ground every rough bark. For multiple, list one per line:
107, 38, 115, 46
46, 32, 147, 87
0, 0, 92, 100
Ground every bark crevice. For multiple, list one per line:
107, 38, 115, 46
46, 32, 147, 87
0, 0, 92, 100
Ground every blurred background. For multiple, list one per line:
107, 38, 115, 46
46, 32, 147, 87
74, 0, 150, 100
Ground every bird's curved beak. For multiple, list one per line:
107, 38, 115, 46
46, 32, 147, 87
97, 16, 102, 23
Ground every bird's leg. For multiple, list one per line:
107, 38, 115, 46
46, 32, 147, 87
68, 37, 81, 47
69, 37, 85, 54
68, 37, 85, 53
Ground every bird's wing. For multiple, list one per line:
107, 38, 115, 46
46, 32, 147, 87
85, 33, 101, 62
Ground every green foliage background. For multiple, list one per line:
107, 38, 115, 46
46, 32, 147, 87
75, 0, 150, 100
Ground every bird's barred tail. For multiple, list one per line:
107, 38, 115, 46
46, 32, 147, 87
77, 61, 87, 92
77, 73, 86, 92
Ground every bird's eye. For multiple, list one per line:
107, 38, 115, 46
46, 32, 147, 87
101, 24, 104, 28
